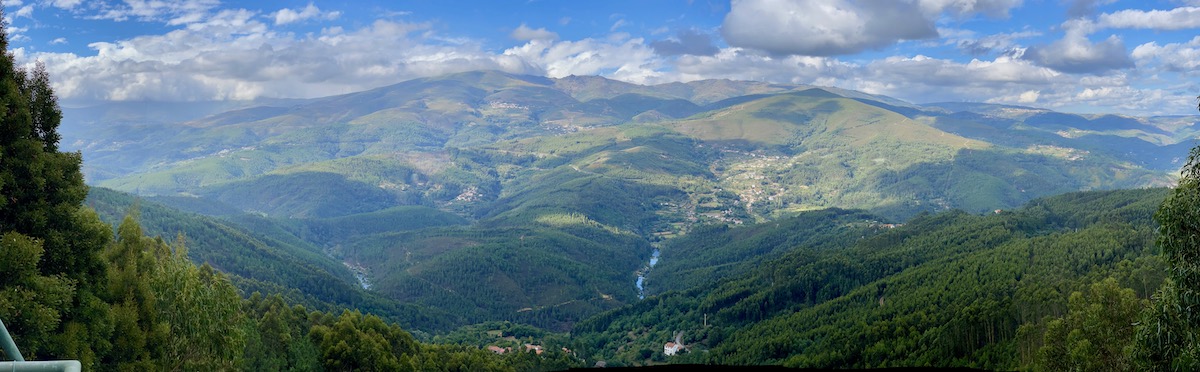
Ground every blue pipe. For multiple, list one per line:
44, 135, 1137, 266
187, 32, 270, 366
0, 318, 24, 362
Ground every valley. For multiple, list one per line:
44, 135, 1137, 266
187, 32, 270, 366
5, 1, 1200, 369
55, 71, 1199, 367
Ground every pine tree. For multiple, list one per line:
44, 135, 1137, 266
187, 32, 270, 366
0, 9, 103, 286
0, 7, 112, 364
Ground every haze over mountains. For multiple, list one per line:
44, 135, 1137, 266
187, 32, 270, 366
58, 70, 1199, 367
66, 71, 1191, 219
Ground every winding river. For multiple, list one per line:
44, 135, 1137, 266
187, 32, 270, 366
635, 248, 660, 299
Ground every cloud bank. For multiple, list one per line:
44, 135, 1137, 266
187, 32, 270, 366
7, 0, 1200, 116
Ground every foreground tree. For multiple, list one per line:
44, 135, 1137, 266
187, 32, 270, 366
0, 8, 113, 363
1036, 278, 1143, 371
1131, 99, 1200, 370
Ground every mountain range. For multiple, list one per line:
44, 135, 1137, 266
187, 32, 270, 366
60, 70, 1198, 366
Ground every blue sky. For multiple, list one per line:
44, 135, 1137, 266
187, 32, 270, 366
4, 0, 1200, 115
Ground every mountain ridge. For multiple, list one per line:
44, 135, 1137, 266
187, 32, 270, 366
59, 70, 1194, 336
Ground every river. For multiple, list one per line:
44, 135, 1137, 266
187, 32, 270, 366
635, 248, 660, 299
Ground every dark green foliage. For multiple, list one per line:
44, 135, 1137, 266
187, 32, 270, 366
0, 16, 112, 366
202, 172, 404, 218
0, 232, 75, 359
309, 310, 419, 371
86, 188, 358, 301
100, 215, 247, 370
1131, 143, 1200, 370
0, 25, 580, 371
1035, 278, 1143, 371
240, 293, 585, 371
84, 187, 459, 332
0, 28, 103, 289
3, 16, 1189, 368
297, 205, 468, 246
344, 224, 651, 331
649, 208, 883, 294
570, 188, 1169, 369
479, 167, 684, 233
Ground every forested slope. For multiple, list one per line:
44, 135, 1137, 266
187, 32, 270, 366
571, 188, 1169, 369
0, 24, 582, 370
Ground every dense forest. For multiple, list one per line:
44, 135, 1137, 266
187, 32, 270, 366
0, 26, 580, 370
4, 8, 1200, 370
571, 188, 1170, 368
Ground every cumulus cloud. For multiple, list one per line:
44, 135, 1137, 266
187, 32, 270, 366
865, 55, 1060, 88
25, 15, 543, 102
721, 0, 937, 56
273, 3, 340, 26
510, 24, 558, 41
721, 0, 1024, 56
650, 29, 719, 56
1022, 20, 1133, 74
10, 0, 1193, 115
1017, 90, 1040, 103
1023, 34, 1132, 73
1097, 6, 1200, 30
669, 48, 856, 84
503, 35, 662, 84
1131, 36, 1200, 72
660, 45, 1183, 114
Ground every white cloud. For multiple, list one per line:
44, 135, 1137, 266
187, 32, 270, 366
1017, 90, 1040, 103
50, 37, 66, 44
1132, 36, 1200, 72
867, 55, 1060, 87
503, 36, 662, 84
721, 0, 1024, 56
27, 17, 543, 102
273, 3, 340, 26
90, 0, 220, 25
1097, 6, 1200, 30
13, 0, 1194, 116
13, 4, 32, 18
722, 0, 937, 56
1022, 19, 1133, 73
668, 48, 856, 84
511, 24, 558, 41
45, 0, 81, 10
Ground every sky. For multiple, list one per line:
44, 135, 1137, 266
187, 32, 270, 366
3, 0, 1199, 115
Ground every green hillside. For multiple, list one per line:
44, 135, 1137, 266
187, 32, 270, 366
79, 72, 1182, 225
83, 187, 463, 331
57, 71, 1196, 358
340, 224, 653, 332
571, 188, 1169, 368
